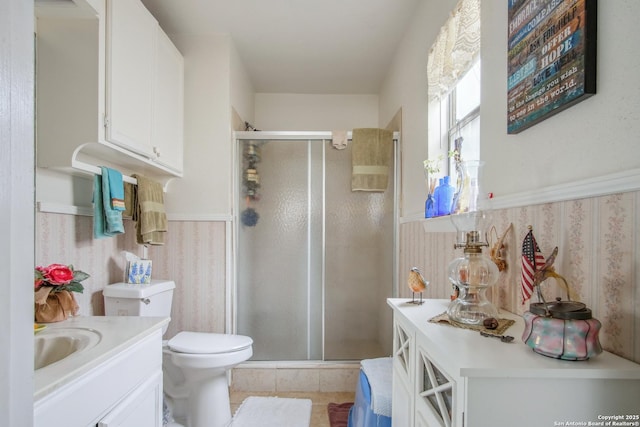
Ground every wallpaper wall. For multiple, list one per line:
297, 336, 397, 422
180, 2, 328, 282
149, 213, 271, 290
36, 188, 639, 364
399, 190, 640, 363
35, 215, 227, 340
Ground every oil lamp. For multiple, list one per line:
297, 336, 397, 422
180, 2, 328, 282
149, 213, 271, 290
446, 161, 499, 325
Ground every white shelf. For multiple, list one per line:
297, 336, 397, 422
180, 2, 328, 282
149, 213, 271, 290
402, 168, 640, 233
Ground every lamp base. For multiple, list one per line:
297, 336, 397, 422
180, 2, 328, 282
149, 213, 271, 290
446, 286, 497, 325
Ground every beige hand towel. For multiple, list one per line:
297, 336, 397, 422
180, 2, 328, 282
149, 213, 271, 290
332, 130, 348, 150
351, 128, 393, 192
131, 174, 167, 245
123, 182, 135, 218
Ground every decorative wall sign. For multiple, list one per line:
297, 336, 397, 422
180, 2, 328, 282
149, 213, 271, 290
507, 0, 597, 134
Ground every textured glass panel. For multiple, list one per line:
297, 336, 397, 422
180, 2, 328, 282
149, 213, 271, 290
237, 140, 316, 360
307, 140, 324, 360
236, 137, 395, 361
324, 140, 395, 360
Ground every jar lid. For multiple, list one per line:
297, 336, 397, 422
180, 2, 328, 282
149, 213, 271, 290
529, 300, 592, 319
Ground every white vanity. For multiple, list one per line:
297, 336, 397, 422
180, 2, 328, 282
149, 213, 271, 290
388, 298, 640, 427
34, 316, 169, 427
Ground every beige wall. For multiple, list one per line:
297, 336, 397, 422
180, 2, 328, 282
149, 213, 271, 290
380, 1, 640, 217
254, 93, 379, 131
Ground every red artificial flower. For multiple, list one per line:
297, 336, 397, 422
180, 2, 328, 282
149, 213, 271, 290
34, 263, 89, 294
41, 264, 74, 285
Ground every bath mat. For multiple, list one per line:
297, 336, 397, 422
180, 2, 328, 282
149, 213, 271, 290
327, 402, 353, 427
228, 396, 312, 427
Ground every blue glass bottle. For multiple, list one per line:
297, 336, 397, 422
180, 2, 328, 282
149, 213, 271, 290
425, 193, 436, 218
433, 178, 444, 216
437, 176, 455, 216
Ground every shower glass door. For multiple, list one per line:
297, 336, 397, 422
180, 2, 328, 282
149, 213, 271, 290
236, 138, 323, 360
235, 133, 394, 361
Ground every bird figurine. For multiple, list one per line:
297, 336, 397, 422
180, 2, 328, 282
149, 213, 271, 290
408, 267, 428, 304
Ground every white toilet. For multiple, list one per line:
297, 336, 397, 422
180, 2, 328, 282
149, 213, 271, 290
103, 280, 253, 427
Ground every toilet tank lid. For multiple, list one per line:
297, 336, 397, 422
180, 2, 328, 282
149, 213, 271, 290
168, 331, 253, 354
103, 280, 176, 298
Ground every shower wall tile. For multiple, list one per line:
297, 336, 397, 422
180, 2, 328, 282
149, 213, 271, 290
319, 366, 360, 392
401, 190, 640, 363
230, 364, 359, 393
231, 368, 277, 392
276, 368, 320, 392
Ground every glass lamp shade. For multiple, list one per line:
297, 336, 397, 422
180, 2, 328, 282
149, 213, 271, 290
450, 159, 492, 246
450, 210, 492, 248
446, 243, 499, 325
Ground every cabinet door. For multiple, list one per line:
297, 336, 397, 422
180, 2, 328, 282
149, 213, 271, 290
392, 363, 414, 427
152, 29, 184, 173
106, 0, 156, 157
415, 343, 455, 427
392, 316, 415, 425
98, 371, 163, 427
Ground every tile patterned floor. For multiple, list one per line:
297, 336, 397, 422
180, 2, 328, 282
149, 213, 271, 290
230, 391, 355, 427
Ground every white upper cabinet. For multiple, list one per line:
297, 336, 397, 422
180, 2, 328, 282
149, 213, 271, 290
152, 29, 184, 173
35, 0, 184, 182
105, 0, 157, 157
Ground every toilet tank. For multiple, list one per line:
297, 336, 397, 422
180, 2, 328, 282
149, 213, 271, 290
103, 279, 175, 320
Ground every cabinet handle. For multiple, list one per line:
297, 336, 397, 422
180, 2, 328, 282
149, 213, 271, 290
141, 298, 151, 305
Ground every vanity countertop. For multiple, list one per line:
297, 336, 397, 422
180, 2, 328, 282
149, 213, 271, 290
34, 316, 169, 401
387, 298, 640, 380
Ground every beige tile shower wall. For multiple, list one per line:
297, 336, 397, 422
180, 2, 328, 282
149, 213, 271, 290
399, 191, 640, 363
230, 363, 360, 393
35, 213, 227, 339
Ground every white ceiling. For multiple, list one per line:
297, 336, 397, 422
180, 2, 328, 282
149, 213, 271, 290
140, 0, 422, 94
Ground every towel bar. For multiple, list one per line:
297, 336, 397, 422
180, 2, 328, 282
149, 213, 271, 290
71, 159, 171, 192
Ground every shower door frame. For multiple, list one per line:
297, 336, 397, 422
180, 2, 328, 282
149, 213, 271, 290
231, 131, 399, 361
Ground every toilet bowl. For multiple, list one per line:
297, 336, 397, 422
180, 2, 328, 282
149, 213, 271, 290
103, 281, 253, 427
163, 331, 253, 427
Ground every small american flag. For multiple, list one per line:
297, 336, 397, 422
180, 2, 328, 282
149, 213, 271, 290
521, 227, 545, 304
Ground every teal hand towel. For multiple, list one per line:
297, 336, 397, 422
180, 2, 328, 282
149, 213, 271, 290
106, 167, 126, 211
93, 174, 114, 239
101, 167, 125, 234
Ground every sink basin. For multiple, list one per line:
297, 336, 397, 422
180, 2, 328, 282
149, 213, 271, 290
34, 327, 102, 370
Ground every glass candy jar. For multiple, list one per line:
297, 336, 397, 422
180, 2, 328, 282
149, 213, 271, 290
447, 231, 499, 325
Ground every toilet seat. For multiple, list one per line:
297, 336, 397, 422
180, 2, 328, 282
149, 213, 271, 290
168, 331, 253, 354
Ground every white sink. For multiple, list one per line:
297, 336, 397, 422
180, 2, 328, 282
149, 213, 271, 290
34, 327, 102, 370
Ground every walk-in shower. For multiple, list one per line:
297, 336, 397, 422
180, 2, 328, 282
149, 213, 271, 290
233, 131, 397, 361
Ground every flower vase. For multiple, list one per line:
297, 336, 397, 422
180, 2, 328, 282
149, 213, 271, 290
451, 160, 485, 215
35, 289, 79, 323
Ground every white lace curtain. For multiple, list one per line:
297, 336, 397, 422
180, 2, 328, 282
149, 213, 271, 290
427, 0, 481, 102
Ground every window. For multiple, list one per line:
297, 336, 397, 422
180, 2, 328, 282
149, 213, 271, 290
427, 0, 481, 182
448, 59, 481, 177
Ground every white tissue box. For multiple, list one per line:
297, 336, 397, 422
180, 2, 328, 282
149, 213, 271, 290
126, 260, 152, 284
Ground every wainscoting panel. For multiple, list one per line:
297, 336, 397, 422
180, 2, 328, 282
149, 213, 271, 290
400, 190, 639, 363
35, 214, 227, 339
